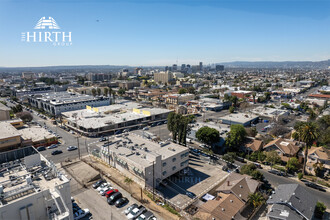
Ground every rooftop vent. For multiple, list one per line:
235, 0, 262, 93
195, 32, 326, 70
222, 208, 225, 211
230, 200, 233, 203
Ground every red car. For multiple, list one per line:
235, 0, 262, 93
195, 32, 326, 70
105, 189, 119, 198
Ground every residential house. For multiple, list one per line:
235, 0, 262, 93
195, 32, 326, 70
196, 173, 260, 220
267, 184, 317, 220
263, 138, 300, 163
306, 147, 330, 176
243, 138, 263, 153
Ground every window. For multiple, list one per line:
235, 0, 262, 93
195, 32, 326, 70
162, 162, 166, 167
172, 157, 176, 162
162, 171, 167, 176
172, 166, 176, 171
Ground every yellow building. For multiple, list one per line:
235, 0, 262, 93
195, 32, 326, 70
0, 121, 22, 152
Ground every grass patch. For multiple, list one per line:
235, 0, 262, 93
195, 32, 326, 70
273, 165, 286, 172
162, 203, 180, 216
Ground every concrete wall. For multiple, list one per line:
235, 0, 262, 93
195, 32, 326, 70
0, 110, 10, 121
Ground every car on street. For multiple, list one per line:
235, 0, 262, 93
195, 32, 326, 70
47, 144, 58, 149
125, 203, 138, 215
67, 146, 78, 151
115, 197, 129, 208
51, 150, 63, 155
127, 205, 146, 220
92, 179, 105, 189
123, 129, 130, 133
73, 208, 90, 220
37, 146, 46, 151
100, 186, 113, 196
304, 182, 326, 192
99, 137, 107, 142
136, 211, 154, 220
268, 169, 282, 176
115, 130, 122, 135
107, 192, 122, 205
156, 122, 162, 126
143, 127, 149, 130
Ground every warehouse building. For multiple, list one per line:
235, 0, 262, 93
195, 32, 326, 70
219, 113, 259, 127
28, 92, 110, 115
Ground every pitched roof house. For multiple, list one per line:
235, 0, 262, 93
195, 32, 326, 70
306, 146, 330, 175
243, 139, 263, 153
267, 184, 317, 220
196, 173, 261, 220
263, 138, 300, 162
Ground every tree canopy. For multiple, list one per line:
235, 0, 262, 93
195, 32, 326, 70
225, 124, 247, 150
196, 126, 220, 146
167, 112, 190, 145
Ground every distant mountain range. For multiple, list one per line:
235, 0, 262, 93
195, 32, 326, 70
0, 59, 329, 72
217, 59, 330, 69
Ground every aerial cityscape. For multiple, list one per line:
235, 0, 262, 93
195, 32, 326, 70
0, 0, 329, 220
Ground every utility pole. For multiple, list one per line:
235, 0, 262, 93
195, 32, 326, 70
77, 136, 81, 159
107, 134, 110, 165
152, 161, 155, 201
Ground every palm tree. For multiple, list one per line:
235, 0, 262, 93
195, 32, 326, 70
252, 92, 256, 104
248, 192, 265, 209
296, 122, 319, 175
124, 177, 133, 195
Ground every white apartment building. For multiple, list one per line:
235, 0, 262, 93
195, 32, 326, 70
0, 146, 73, 220
98, 133, 189, 188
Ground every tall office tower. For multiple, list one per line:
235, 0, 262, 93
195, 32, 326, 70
216, 65, 224, 71
172, 64, 178, 71
165, 66, 169, 71
199, 62, 203, 71
181, 64, 186, 71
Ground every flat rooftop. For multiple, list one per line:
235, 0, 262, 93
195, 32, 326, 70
32, 91, 107, 105
250, 106, 289, 117
219, 112, 259, 124
17, 125, 55, 142
62, 102, 172, 129
99, 133, 188, 168
0, 103, 10, 111
0, 146, 69, 206
0, 122, 21, 140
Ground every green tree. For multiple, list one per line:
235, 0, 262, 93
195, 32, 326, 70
187, 87, 196, 94
286, 157, 300, 173
251, 170, 264, 181
224, 93, 231, 102
252, 92, 256, 104
265, 151, 281, 168
298, 172, 303, 180
167, 112, 190, 145
97, 88, 101, 96
295, 122, 319, 175
178, 88, 187, 94
314, 202, 326, 219
264, 92, 271, 101
223, 153, 235, 164
248, 192, 265, 209
124, 177, 133, 195
91, 88, 96, 97
229, 106, 235, 113
226, 124, 247, 150
104, 87, 109, 97
118, 88, 126, 96
230, 96, 238, 107
16, 112, 33, 123
196, 126, 220, 146
240, 163, 257, 175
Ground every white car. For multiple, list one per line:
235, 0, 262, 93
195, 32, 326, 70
74, 208, 90, 220
99, 186, 112, 196
97, 183, 110, 192
127, 206, 146, 220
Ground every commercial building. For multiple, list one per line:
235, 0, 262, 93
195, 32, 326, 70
62, 101, 172, 136
199, 98, 231, 112
154, 71, 173, 84
219, 113, 259, 127
118, 80, 140, 90
15, 87, 53, 102
0, 121, 22, 152
28, 92, 110, 116
250, 106, 289, 119
0, 146, 73, 220
0, 103, 10, 121
164, 93, 195, 105
215, 65, 224, 71
98, 133, 189, 188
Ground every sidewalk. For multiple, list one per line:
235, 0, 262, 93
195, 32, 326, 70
82, 156, 182, 220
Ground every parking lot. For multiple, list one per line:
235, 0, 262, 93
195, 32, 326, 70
157, 153, 229, 210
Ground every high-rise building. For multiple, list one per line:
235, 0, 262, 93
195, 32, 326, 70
216, 65, 225, 71
181, 64, 186, 71
164, 66, 169, 71
154, 71, 173, 84
199, 62, 203, 71
172, 64, 178, 71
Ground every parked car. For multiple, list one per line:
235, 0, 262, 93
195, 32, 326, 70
73, 208, 90, 220
127, 205, 146, 219
115, 130, 122, 135
156, 122, 162, 126
136, 211, 154, 220
100, 186, 112, 196
142, 127, 149, 131
268, 170, 282, 176
186, 191, 196, 199
305, 182, 326, 192
115, 197, 129, 208
105, 189, 118, 198
37, 146, 46, 151
51, 150, 63, 155
92, 179, 105, 189
125, 203, 138, 215
97, 182, 110, 192
253, 162, 262, 169
107, 192, 122, 205
47, 144, 58, 149
99, 137, 107, 142
123, 129, 130, 133
67, 146, 78, 151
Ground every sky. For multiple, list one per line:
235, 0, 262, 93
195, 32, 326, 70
0, 0, 329, 67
